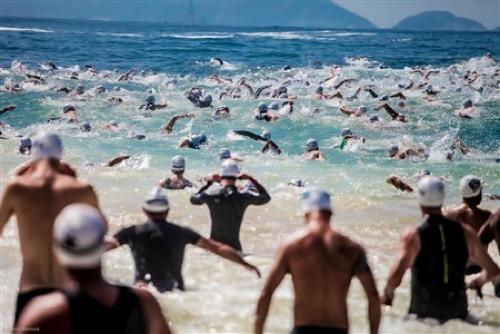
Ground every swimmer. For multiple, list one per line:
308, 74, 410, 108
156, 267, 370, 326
210, 57, 224, 66
214, 106, 231, 118
447, 137, 472, 161
56, 87, 71, 94
117, 69, 136, 81
101, 120, 119, 130
61, 104, 79, 122
382, 176, 500, 320
218, 148, 243, 162
161, 113, 195, 134
386, 170, 431, 193
94, 85, 106, 94
333, 78, 358, 90
79, 121, 91, 132
104, 155, 131, 167
386, 144, 426, 159
239, 79, 272, 99
279, 100, 294, 115
19, 137, 32, 155
271, 85, 288, 99
337, 128, 365, 150
139, 95, 168, 111
374, 103, 407, 122
254, 102, 279, 122
455, 99, 478, 119
190, 161, 271, 251
478, 209, 500, 296
0, 132, 101, 324
108, 187, 260, 292
18, 204, 170, 334
255, 189, 380, 334
159, 155, 194, 190
339, 105, 368, 117
424, 84, 439, 96
288, 179, 306, 187
0, 104, 16, 115
233, 130, 282, 155
5, 83, 22, 92
70, 71, 79, 80
179, 133, 208, 149
305, 138, 325, 160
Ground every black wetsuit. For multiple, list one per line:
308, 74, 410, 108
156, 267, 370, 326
292, 326, 347, 334
15, 287, 58, 323
190, 183, 271, 251
65, 286, 145, 334
409, 214, 469, 321
114, 220, 201, 292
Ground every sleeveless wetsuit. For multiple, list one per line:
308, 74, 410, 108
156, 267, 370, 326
409, 214, 469, 321
66, 286, 146, 334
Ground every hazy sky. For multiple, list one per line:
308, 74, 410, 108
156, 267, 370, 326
335, 0, 500, 29
0, 0, 499, 29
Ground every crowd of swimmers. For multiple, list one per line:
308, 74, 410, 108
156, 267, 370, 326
0, 55, 499, 333
0, 131, 499, 334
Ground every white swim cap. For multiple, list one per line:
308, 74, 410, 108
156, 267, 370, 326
54, 204, 106, 269
417, 176, 445, 208
460, 175, 482, 198
219, 148, 231, 160
387, 144, 399, 157
143, 187, 170, 213
258, 102, 268, 113
301, 188, 333, 214
340, 128, 352, 137
269, 102, 280, 111
220, 160, 240, 178
32, 132, 63, 160
261, 131, 271, 140
307, 138, 319, 151
171, 155, 185, 172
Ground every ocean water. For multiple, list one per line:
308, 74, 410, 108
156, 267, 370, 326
0, 17, 499, 333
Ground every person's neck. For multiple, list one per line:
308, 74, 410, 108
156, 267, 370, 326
221, 180, 235, 187
31, 159, 59, 176
71, 267, 109, 291
421, 207, 442, 216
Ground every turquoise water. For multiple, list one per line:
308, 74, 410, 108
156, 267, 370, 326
0, 17, 499, 333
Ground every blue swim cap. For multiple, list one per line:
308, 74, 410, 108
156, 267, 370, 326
219, 148, 231, 160
269, 102, 280, 111
258, 102, 268, 113
340, 128, 352, 137
307, 138, 319, 151
146, 95, 155, 104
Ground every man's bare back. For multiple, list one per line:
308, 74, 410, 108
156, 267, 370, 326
0, 159, 99, 292
286, 227, 369, 328
445, 204, 491, 232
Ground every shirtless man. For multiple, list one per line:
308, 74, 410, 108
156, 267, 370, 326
0, 132, 100, 323
478, 209, 500, 296
455, 100, 478, 119
387, 144, 426, 160
159, 155, 194, 190
254, 189, 380, 334
305, 138, 325, 160
382, 177, 500, 321
17, 204, 170, 333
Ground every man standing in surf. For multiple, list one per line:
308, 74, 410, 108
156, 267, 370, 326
254, 189, 380, 334
0, 132, 102, 325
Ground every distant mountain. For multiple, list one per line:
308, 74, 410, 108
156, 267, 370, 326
0, 0, 376, 29
183, 0, 376, 29
393, 11, 486, 31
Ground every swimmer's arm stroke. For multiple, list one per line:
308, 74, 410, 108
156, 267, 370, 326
196, 238, 260, 277
238, 174, 271, 205
382, 228, 420, 305
463, 224, 500, 289
354, 250, 381, 334
254, 245, 288, 334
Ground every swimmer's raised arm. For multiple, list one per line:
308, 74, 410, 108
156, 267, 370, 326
161, 113, 194, 134
386, 175, 414, 193
262, 141, 282, 154
254, 85, 272, 99
334, 78, 357, 90
0, 104, 16, 115
104, 155, 131, 167
239, 79, 255, 97
233, 130, 267, 142
365, 88, 379, 98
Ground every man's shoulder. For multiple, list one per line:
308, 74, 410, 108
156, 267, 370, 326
18, 291, 69, 328
330, 230, 365, 254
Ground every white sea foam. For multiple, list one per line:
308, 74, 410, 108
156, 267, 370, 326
0, 26, 53, 33
166, 33, 234, 39
96, 32, 143, 38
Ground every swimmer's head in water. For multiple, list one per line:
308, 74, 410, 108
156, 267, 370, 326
75, 85, 85, 94
340, 128, 352, 137
369, 115, 379, 123
387, 145, 399, 157
289, 179, 305, 187
315, 86, 324, 94
425, 85, 433, 93
301, 188, 333, 215
19, 137, 32, 155
460, 175, 482, 198
463, 99, 473, 108
95, 85, 106, 94
306, 138, 319, 151
146, 95, 155, 105
32, 132, 63, 161
143, 187, 170, 214
278, 86, 287, 95
258, 102, 268, 113
417, 176, 445, 208
379, 95, 389, 101
80, 121, 91, 132
398, 101, 405, 108
358, 105, 368, 114
199, 133, 207, 144
215, 106, 230, 116
261, 131, 271, 141
171, 155, 186, 172
62, 104, 76, 114
220, 160, 240, 179
54, 204, 106, 269
269, 102, 280, 111
219, 148, 231, 160
201, 95, 212, 104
